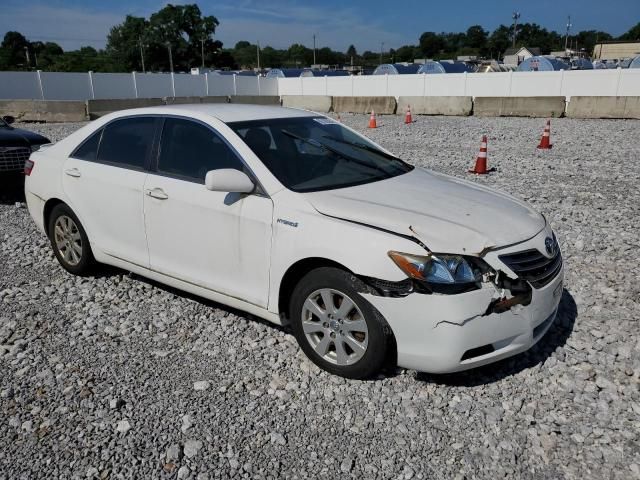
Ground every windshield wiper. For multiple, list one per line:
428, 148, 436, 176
320, 135, 409, 167
281, 130, 391, 176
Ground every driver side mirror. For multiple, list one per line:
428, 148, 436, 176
205, 169, 255, 193
2, 115, 15, 125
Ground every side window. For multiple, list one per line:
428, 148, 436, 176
157, 118, 244, 182
97, 117, 156, 169
71, 128, 102, 161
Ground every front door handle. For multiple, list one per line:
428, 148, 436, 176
146, 188, 169, 200
64, 168, 81, 178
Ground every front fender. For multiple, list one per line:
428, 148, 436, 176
268, 190, 425, 313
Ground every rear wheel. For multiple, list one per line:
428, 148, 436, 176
48, 204, 95, 275
289, 267, 391, 379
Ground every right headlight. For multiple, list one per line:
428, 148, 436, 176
388, 251, 482, 284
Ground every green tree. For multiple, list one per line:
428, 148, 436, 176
345, 44, 358, 64
575, 30, 613, 56
30, 41, 64, 69
488, 25, 513, 58
286, 43, 313, 67
259, 46, 282, 69
465, 25, 487, 52
233, 41, 258, 68
106, 15, 147, 71
107, 4, 221, 72
395, 45, 419, 62
1, 31, 30, 69
513, 23, 563, 54
419, 32, 445, 58
440, 32, 466, 57
619, 22, 640, 41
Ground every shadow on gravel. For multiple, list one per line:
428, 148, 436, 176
82, 262, 576, 384
0, 175, 26, 204
416, 289, 577, 387
96, 269, 289, 334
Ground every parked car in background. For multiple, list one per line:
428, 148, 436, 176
0, 115, 50, 177
24, 104, 563, 379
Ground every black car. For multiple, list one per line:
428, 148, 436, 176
1, 115, 51, 175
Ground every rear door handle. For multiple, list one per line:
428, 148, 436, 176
64, 168, 81, 178
146, 188, 169, 200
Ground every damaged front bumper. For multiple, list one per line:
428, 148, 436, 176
363, 227, 564, 374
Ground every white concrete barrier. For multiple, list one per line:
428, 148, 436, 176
397, 96, 472, 116
332, 96, 396, 114
0, 100, 87, 122
566, 96, 640, 119
282, 95, 332, 113
474, 97, 566, 117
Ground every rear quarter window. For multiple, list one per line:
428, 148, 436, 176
71, 129, 102, 161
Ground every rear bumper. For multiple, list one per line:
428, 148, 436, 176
25, 190, 46, 234
364, 228, 564, 374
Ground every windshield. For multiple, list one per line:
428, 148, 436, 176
228, 117, 413, 192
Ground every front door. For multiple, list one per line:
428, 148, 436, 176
143, 117, 273, 307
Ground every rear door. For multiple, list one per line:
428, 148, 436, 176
143, 117, 273, 307
62, 116, 158, 266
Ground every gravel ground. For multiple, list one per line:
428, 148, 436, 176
1, 115, 639, 479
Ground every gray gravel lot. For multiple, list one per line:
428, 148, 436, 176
1, 114, 639, 479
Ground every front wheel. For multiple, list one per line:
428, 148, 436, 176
48, 203, 95, 275
289, 267, 391, 379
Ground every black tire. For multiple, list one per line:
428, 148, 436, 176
289, 267, 391, 379
47, 203, 95, 275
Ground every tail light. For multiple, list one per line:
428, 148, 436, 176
24, 158, 35, 176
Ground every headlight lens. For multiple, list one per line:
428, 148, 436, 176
388, 251, 480, 284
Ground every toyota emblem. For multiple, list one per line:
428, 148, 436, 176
544, 237, 555, 256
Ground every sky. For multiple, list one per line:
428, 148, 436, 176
1, 0, 638, 52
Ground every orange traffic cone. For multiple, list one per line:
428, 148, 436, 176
404, 104, 413, 124
537, 120, 553, 149
469, 135, 495, 174
368, 110, 377, 129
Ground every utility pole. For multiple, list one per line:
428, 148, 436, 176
166, 41, 174, 73
139, 36, 146, 73
201, 38, 205, 69
380, 42, 384, 64
564, 15, 572, 52
256, 41, 260, 70
313, 34, 316, 65
512, 12, 520, 48
24, 46, 30, 67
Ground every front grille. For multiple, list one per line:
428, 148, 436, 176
499, 237, 562, 289
460, 344, 495, 361
0, 147, 31, 172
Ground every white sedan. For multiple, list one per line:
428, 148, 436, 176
25, 104, 563, 379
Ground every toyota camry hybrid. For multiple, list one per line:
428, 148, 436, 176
24, 104, 563, 379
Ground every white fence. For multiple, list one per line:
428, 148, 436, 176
1, 69, 639, 101
278, 69, 640, 98
0, 71, 279, 100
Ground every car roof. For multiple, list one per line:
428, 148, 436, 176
114, 103, 318, 123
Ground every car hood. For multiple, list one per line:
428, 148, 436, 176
0, 127, 50, 147
303, 168, 545, 254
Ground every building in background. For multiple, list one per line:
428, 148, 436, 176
592, 41, 640, 60
502, 47, 541, 66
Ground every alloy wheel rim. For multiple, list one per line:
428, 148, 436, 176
53, 215, 82, 266
301, 288, 369, 366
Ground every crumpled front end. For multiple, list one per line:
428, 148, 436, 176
363, 225, 563, 374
